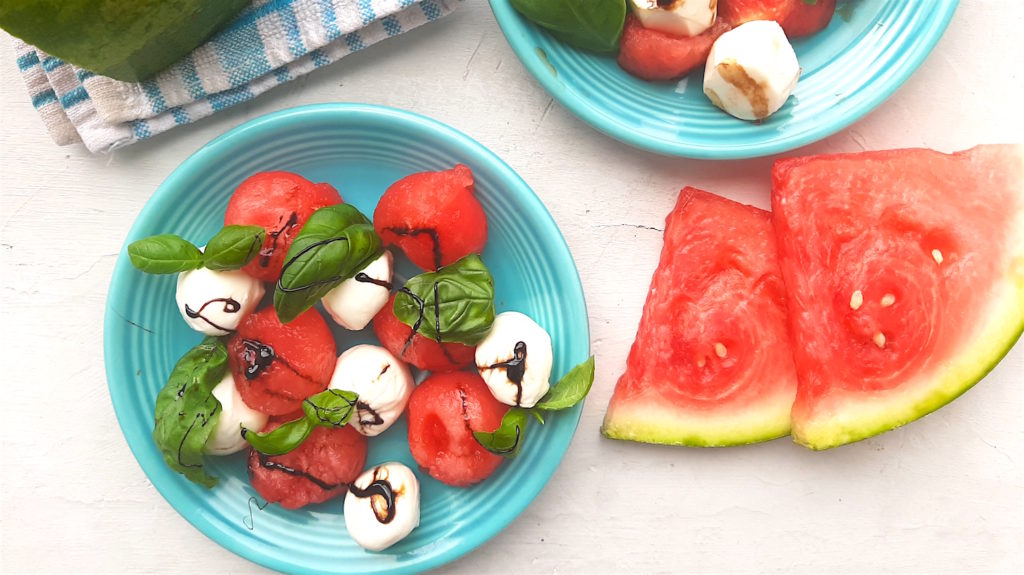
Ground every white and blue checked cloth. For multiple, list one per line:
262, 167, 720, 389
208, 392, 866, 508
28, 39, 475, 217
12, 0, 457, 153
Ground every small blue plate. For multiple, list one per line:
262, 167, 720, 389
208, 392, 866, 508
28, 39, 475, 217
489, 0, 958, 159
104, 104, 590, 574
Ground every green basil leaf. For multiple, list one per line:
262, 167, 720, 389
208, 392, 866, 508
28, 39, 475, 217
127, 234, 203, 274
534, 356, 595, 411
531, 410, 545, 425
152, 337, 229, 487
203, 225, 266, 271
393, 254, 495, 345
302, 389, 359, 428
243, 389, 358, 455
274, 204, 382, 323
474, 408, 528, 458
510, 0, 626, 54
242, 417, 315, 456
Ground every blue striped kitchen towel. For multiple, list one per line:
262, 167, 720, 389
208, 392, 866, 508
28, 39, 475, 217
11, 0, 457, 153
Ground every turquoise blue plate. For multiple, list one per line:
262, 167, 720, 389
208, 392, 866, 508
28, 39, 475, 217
489, 0, 958, 159
104, 104, 589, 574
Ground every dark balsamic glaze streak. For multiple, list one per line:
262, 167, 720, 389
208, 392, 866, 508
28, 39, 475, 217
355, 272, 393, 290
348, 467, 397, 524
397, 284, 459, 364
240, 338, 305, 383
256, 453, 347, 491
384, 226, 442, 271
259, 212, 298, 267
488, 423, 522, 455
177, 404, 220, 468
276, 236, 353, 293
304, 389, 357, 427
356, 401, 385, 427
243, 496, 270, 531
457, 387, 474, 432
254, 458, 397, 524
488, 341, 528, 406
185, 297, 241, 333
355, 364, 390, 427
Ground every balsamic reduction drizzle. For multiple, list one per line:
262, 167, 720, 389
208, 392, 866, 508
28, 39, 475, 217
239, 338, 306, 381
177, 404, 220, 468
185, 297, 241, 333
397, 284, 459, 364
488, 341, 528, 406
254, 457, 397, 525
489, 424, 523, 455
354, 272, 393, 290
259, 212, 298, 267
348, 467, 397, 524
456, 387, 474, 432
356, 401, 385, 427
384, 227, 442, 270
256, 453, 347, 491
243, 496, 270, 531
276, 235, 353, 293
240, 339, 275, 380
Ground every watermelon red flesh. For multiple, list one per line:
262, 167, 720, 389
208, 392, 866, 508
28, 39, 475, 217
228, 307, 337, 415
372, 293, 476, 373
224, 171, 343, 282
618, 14, 731, 82
718, 0, 800, 27
778, 0, 836, 38
373, 165, 488, 272
602, 188, 799, 446
406, 371, 508, 487
247, 420, 367, 510
772, 145, 1024, 449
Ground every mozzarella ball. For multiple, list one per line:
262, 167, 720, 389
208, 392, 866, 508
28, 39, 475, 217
206, 372, 268, 455
475, 311, 553, 408
344, 463, 420, 551
630, 0, 717, 37
175, 267, 264, 336
329, 345, 413, 437
322, 251, 394, 330
703, 20, 800, 121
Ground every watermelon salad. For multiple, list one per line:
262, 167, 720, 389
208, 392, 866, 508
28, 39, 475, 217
509, 0, 836, 121
604, 144, 1024, 450
127, 166, 595, 552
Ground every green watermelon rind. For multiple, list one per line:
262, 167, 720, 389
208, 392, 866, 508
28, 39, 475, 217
792, 148, 1024, 450
793, 277, 1024, 450
600, 390, 794, 447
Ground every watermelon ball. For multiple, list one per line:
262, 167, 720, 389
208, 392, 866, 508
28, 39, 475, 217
247, 419, 368, 509
406, 371, 509, 487
778, 0, 835, 38
372, 293, 476, 373
373, 164, 487, 271
618, 13, 731, 81
224, 171, 343, 282
718, 0, 800, 26
228, 306, 337, 415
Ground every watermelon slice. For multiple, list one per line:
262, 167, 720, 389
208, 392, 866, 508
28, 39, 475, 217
602, 188, 799, 446
773, 145, 1024, 449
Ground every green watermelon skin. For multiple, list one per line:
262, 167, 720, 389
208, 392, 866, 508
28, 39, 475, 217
0, 0, 250, 82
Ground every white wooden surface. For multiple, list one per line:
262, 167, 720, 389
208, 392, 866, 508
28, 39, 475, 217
1, 2, 1022, 573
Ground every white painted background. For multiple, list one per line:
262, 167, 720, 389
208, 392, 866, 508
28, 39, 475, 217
1, 1, 1022, 573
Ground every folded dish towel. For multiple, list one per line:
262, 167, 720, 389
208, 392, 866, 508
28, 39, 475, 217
11, 0, 457, 153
